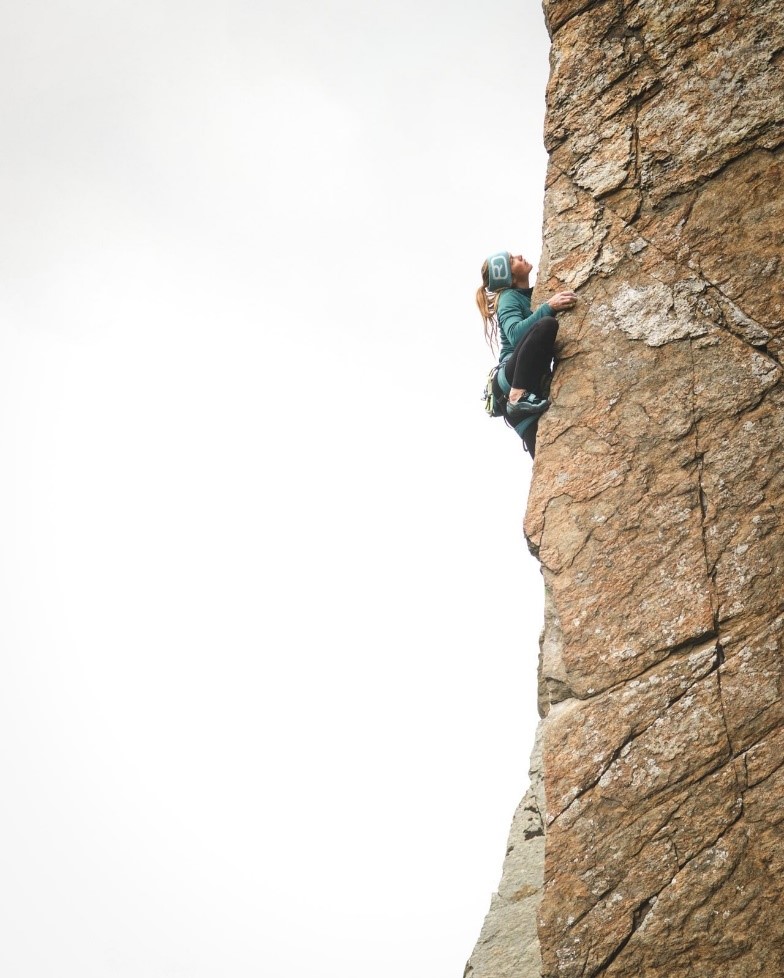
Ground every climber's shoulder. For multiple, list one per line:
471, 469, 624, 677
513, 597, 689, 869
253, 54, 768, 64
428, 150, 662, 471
498, 288, 531, 317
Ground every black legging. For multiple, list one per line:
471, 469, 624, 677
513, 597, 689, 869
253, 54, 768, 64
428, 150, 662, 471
502, 316, 559, 394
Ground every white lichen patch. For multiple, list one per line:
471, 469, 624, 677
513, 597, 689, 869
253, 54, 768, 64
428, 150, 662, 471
598, 281, 710, 346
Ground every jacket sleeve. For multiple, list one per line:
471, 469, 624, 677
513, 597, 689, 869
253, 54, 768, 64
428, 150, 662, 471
498, 293, 555, 350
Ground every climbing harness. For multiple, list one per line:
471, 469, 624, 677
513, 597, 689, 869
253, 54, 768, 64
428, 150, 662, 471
482, 364, 508, 418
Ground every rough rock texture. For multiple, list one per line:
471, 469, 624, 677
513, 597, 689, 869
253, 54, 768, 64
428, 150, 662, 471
467, 0, 784, 975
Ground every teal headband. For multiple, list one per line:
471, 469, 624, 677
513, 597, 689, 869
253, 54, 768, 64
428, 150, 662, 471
487, 251, 512, 290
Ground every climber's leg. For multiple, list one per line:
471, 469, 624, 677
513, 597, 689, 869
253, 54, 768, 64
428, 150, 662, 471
503, 317, 559, 420
503, 317, 559, 397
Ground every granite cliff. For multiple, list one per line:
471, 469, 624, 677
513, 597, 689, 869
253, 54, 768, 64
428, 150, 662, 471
467, 1, 784, 975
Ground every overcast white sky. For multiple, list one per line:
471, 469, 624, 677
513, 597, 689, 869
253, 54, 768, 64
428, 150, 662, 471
0, 2, 552, 975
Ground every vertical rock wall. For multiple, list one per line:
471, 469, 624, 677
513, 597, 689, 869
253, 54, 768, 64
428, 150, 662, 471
467, 1, 784, 976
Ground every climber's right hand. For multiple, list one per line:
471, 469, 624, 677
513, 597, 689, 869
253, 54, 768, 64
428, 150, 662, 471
548, 291, 578, 312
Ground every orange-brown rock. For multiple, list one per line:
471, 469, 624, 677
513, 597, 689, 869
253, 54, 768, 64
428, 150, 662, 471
467, 0, 784, 975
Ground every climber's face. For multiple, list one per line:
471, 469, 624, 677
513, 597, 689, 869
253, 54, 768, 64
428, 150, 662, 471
510, 255, 533, 284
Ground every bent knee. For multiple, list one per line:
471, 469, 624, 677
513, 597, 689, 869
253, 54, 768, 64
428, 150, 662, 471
532, 315, 559, 341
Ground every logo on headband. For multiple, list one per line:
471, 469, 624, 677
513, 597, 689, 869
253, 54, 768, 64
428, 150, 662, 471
488, 253, 511, 289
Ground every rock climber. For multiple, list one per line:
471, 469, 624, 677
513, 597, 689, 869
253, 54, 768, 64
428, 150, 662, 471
476, 251, 577, 456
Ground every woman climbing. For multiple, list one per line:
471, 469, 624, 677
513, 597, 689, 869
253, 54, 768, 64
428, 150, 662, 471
476, 251, 577, 457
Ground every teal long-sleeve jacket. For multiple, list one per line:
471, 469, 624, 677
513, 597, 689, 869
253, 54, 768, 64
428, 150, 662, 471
497, 287, 554, 363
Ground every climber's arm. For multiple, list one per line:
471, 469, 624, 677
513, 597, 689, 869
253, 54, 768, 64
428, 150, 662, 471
498, 293, 555, 349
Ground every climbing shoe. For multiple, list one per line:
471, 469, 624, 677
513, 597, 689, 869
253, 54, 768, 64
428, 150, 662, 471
506, 392, 550, 420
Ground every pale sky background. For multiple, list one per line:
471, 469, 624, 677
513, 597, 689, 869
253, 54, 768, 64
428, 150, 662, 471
0, 1, 552, 975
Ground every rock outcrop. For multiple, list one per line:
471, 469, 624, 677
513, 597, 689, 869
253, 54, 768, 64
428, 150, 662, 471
467, 1, 784, 976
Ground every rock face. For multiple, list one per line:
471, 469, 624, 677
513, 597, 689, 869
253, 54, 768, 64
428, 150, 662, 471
467, 1, 784, 976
